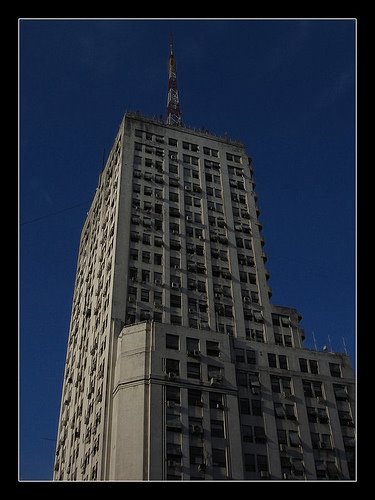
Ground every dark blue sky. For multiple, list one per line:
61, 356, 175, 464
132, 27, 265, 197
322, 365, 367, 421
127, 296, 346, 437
20, 19, 355, 480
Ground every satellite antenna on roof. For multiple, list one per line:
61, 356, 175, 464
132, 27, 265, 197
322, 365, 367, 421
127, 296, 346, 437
322, 346, 328, 352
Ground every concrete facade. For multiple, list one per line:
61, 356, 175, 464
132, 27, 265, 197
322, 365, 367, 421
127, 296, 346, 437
54, 113, 355, 480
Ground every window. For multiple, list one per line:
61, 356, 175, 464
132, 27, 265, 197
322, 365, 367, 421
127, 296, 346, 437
289, 431, 300, 448
190, 446, 204, 465
187, 362, 201, 379
130, 249, 138, 261
214, 175, 221, 184
242, 425, 253, 443
257, 455, 268, 473
166, 334, 179, 350
169, 138, 177, 147
211, 420, 225, 438
246, 350, 256, 364
171, 314, 182, 326
166, 386, 180, 404
236, 371, 248, 387
188, 389, 202, 406
208, 365, 222, 379
307, 406, 318, 423
170, 256, 180, 269
303, 380, 324, 398
141, 289, 149, 302
170, 295, 181, 308
194, 213, 202, 224
212, 449, 226, 468
300, 358, 319, 374
140, 309, 150, 321
154, 271, 162, 285
144, 186, 152, 196
240, 398, 250, 415
268, 353, 277, 368
169, 165, 179, 175
209, 392, 223, 409
333, 384, 349, 401
166, 359, 179, 376
154, 253, 162, 266
279, 355, 288, 369
278, 429, 288, 445
235, 348, 245, 363
251, 399, 262, 416
166, 413, 182, 432
244, 454, 256, 472
240, 271, 247, 282
254, 426, 266, 443
142, 233, 151, 245
329, 363, 342, 378
141, 270, 150, 283
170, 191, 179, 203
207, 341, 220, 357
154, 311, 162, 322
142, 251, 151, 264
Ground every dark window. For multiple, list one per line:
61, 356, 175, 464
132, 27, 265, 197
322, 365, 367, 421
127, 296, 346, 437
254, 426, 266, 443
240, 398, 250, 414
169, 138, 177, 147
142, 251, 151, 263
242, 425, 253, 443
141, 270, 150, 283
251, 399, 262, 416
140, 289, 149, 302
235, 348, 245, 363
236, 371, 248, 387
212, 449, 226, 468
310, 360, 319, 374
279, 355, 288, 370
166, 359, 179, 376
207, 341, 220, 357
209, 392, 223, 409
190, 446, 204, 465
268, 353, 277, 368
170, 294, 181, 308
188, 389, 202, 406
169, 165, 179, 175
166, 386, 180, 404
171, 315, 182, 326
246, 350, 256, 364
257, 455, 268, 473
166, 334, 179, 350
154, 253, 162, 265
329, 363, 342, 378
187, 362, 201, 379
244, 453, 256, 472
211, 420, 225, 438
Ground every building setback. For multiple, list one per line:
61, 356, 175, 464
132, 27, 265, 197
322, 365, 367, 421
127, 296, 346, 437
54, 44, 355, 481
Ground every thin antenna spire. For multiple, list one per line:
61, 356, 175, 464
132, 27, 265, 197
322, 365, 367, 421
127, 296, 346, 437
166, 36, 182, 126
312, 331, 317, 351
342, 337, 348, 355
328, 335, 333, 353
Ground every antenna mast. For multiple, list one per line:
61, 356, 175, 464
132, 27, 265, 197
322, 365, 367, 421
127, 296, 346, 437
166, 35, 182, 126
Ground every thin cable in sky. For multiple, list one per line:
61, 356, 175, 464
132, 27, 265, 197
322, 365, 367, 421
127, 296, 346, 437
20, 200, 91, 226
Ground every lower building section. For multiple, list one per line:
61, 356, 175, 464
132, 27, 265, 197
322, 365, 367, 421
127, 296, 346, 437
108, 321, 355, 480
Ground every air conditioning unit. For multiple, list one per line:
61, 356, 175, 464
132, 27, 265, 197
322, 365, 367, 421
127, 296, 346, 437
186, 216, 192, 221
154, 279, 162, 286
316, 396, 327, 405
198, 463, 206, 473
243, 297, 251, 303
193, 349, 201, 357
215, 293, 221, 298
131, 277, 137, 281
319, 442, 328, 449
210, 376, 222, 386
154, 302, 163, 309
215, 402, 224, 410
281, 392, 294, 401
192, 425, 203, 435
198, 235, 204, 240
167, 460, 177, 467
282, 472, 290, 480
168, 372, 176, 380
279, 444, 287, 452
166, 401, 176, 408
171, 282, 179, 288
188, 307, 196, 314
260, 471, 270, 479
128, 296, 135, 303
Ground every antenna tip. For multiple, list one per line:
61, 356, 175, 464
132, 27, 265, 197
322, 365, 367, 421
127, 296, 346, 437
169, 34, 174, 55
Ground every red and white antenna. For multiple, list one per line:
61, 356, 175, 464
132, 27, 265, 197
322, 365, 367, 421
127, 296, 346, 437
166, 35, 182, 126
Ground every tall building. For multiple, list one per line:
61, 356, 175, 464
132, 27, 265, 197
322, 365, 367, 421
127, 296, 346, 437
54, 42, 355, 481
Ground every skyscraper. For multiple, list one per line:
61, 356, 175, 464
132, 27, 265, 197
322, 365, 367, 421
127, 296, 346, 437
54, 41, 355, 481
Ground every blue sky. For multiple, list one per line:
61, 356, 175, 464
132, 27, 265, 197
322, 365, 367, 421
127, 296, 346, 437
19, 19, 355, 480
